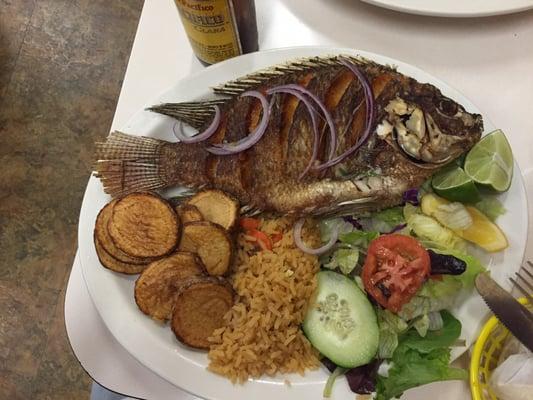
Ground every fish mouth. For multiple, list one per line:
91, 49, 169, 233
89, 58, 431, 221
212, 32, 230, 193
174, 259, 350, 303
376, 97, 465, 166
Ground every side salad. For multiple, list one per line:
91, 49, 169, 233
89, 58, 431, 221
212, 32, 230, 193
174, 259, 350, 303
299, 129, 514, 399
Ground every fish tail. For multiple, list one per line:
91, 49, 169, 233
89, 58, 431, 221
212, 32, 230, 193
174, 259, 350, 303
94, 131, 168, 197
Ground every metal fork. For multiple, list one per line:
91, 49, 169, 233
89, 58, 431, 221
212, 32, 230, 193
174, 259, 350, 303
509, 260, 533, 304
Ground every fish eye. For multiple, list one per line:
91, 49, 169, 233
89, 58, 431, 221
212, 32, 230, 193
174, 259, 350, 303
437, 98, 458, 117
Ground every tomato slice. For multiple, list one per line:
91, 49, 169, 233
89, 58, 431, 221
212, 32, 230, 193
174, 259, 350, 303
247, 229, 273, 251
240, 217, 260, 231
362, 234, 430, 313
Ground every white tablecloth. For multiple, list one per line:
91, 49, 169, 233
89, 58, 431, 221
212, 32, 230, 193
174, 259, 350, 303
66, 1, 533, 398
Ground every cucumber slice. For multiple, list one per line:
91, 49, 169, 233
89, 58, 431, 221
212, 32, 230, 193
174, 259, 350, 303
303, 271, 379, 368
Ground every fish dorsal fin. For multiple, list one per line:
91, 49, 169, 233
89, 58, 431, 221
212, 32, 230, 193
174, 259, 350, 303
147, 55, 396, 127
147, 99, 227, 129
212, 55, 341, 95
211, 54, 396, 96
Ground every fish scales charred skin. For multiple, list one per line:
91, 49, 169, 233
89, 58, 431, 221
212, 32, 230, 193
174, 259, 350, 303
283, 67, 343, 178
95, 55, 483, 217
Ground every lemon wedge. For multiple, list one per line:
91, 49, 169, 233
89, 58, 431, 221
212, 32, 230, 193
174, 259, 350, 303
459, 206, 508, 252
420, 194, 508, 252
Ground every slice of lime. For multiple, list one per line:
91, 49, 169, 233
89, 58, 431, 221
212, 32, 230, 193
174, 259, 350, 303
432, 166, 481, 203
464, 129, 513, 192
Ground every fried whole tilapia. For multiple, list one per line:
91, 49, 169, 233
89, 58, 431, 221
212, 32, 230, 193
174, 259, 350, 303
95, 55, 483, 217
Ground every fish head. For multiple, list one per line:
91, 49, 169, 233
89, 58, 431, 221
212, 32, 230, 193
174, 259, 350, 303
375, 83, 483, 167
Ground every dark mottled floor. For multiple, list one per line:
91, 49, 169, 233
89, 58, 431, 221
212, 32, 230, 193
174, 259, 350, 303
0, 1, 143, 398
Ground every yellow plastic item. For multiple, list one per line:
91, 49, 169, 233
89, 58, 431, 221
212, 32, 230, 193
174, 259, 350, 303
470, 297, 530, 400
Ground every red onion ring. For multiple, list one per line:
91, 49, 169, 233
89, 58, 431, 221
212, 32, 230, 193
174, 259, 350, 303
269, 84, 337, 162
206, 91, 270, 155
172, 105, 221, 143
293, 218, 338, 255
267, 87, 320, 179
316, 58, 375, 170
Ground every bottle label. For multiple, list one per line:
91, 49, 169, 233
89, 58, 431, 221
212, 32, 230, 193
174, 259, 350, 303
174, 0, 242, 64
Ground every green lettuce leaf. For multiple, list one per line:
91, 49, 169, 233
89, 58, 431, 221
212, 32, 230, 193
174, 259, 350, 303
403, 203, 420, 220
320, 218, 353, 242
376, 347, 468, 400
375, 311, 468, 400
319, 219, 376, 276
398, 289, 457, 321
378, 329, 400, 360
474, 196, 506, 221
323, 248, 360, 275
406, 213, 467, 252
377, 308, 409, 359
412, 314, 430, 337
319, 218, 376, 275
399, 311, 461, 353
339, 230, 379, 248
417, 276, 463, 299
361, 206, 406, 233
399, 250, 485, 320
374, 207, 405, 226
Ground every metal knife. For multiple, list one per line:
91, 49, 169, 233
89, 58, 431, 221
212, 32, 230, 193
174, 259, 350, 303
475, 273, 533, 352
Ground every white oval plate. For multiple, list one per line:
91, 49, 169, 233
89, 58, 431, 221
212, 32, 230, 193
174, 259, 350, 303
360, 0, 533, 17
78, 46, 527, 400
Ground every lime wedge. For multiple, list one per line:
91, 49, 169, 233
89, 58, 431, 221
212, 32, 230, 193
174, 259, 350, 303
432, 166, 481, 203
464, 129, 513, 192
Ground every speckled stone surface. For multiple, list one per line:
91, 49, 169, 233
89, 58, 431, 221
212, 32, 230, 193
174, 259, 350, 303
0, 0, 143, 398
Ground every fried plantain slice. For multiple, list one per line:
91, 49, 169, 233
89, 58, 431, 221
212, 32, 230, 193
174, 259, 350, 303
94, 200, 149, 265
94, 234, 147, 274
109, 192, 180, 258
179, 221, 233, 276
186, 189, 239, 230
171, 276, 234, 349
134, 252, 206, 321
176, 204, 204, 224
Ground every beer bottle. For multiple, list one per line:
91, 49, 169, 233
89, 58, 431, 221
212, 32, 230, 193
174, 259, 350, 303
174, 0, 259, 65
